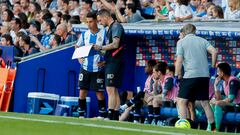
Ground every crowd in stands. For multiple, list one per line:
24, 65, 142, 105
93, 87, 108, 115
0, 0, 240, 132
0, 0, 239, 59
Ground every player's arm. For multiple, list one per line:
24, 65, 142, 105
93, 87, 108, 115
214, 80, 239, 106
207, 45, 217, 68
163, 77, 174, 96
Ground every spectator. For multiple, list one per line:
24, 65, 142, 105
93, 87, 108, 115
212, 5, 224, 19
0, 22, 11, 36
153, 0, 169, 20
52, 11, 62, 26
20, 0, 30, 14
10, 18, 27, 44
31, 19, 54, 51
2, 9, 14, 23
68, 0, 81, 16
61, 14, 71, 24
13, 2, 23, 16
141, 0, 155, 19
17, 12, 30, 29
174, 0, 194, 22
55, 23, 78, 45
19, 34, 38, 56
224, 0, 240, 19
115, 3, 144, 23
49, 34, 61, 49
29, 20, 42, 51
1, 34, 13, 46
28, 2, 41, 22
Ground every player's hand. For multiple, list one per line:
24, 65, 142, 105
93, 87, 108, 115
93, 45, 102, 51
98, 61, 106, 68
78, 58, 84, 64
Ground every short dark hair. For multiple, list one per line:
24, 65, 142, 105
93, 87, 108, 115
147, 60, 157, 68
168, 65, 175, 73
30, 20, 41, 31
53, 34, 62, 45
42, 12, 53, 20
154, 61, 168, 75
2, 34, 13, 45
69, 18, 81, 24
12, 18, 22, 28
44, 19, 55, 30
126, 3, 137, 13
83, 0, 93, 6
21, 35, 31, 45
86, 11, 97, 20
97, 9, 111, 17
217, 62, 231, 76
62, 14, 71, 22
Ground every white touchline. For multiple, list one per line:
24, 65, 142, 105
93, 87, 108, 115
0, 115, 187, 135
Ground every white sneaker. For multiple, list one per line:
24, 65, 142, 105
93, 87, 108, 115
120, 104, 128, 111
133, 120, 139, 124
96, 116, 104, 120
104, 118, 110, 121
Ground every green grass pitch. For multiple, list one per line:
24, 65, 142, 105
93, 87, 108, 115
0, 112, 232, 135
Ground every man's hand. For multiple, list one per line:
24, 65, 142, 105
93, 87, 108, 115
97, 61, 106, 68
173, 75, 182, 87
93, 45, 102, 51
78, 58, 84, 64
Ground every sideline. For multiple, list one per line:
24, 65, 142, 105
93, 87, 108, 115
0, 115, 186, 135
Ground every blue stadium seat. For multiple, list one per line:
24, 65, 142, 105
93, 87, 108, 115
171, 108, 178, 117
160, 107, 172, 117
235, 113, 240, 123
223, 112, 236, 123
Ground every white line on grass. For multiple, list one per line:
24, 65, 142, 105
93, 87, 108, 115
0, 115, 187, 135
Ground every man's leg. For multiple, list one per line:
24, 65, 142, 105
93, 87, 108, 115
177, 97, 189, 119
114, 88, 120, 120
152, 95, 162, 125
96, 91, 107, 118
106, 86, 117, 120
200, 100, 216, 130
79, 89, 88, 117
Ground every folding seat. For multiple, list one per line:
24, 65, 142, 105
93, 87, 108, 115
1, 68, 17, 112
0, 68, 8, 108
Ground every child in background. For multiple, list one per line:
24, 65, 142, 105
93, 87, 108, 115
154, 0, 169, 20
0, 48, 6, 68
212, 5, 224, 19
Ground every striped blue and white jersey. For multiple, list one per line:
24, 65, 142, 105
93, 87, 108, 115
76, 28, 106, 72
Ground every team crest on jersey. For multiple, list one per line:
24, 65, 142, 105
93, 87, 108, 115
98, 37, 102, 42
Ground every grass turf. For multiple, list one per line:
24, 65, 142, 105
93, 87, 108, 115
0, 112, 233, 135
